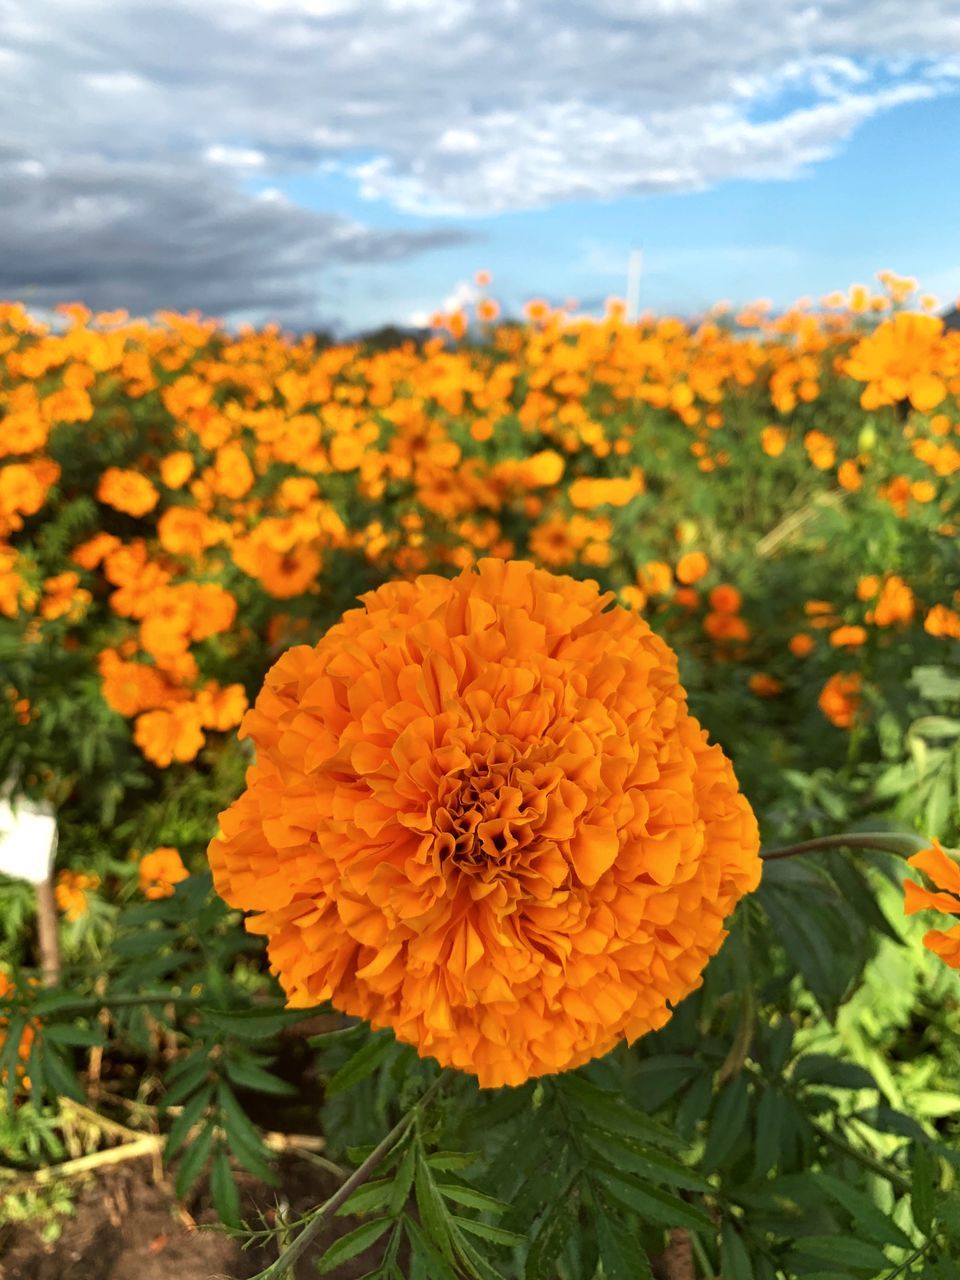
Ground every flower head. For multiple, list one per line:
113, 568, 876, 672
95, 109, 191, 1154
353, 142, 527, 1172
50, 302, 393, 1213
903, 840, 960, 968
209, 560, 761, 1088
139, 847, 189, 899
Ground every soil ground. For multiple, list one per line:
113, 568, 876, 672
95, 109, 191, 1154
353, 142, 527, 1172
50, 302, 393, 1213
0, 1157, 380, 1280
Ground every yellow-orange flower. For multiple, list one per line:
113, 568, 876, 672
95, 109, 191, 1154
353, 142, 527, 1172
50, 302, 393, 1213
903, 840, 960, 968
675, 552, 709, 585
139, 847, 189, 899
55, 870, 101, 921
818, 671, 862, 728
97, 467, 159, 517
209, 560, 761, 1088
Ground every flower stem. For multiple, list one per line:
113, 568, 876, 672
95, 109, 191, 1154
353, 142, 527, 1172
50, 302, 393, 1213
256, 1073, 447, 1280
760, 831, 929, 863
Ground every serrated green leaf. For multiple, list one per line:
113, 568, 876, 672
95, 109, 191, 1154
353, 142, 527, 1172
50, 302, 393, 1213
702, 1077, 751, 1173
438, 1184, 510, 1215
210, 1147, 242, 1229
721, 1221, 755, 1280
164, 1085, 213, 1162
222, 1054, 296, 1097
174, 1119, 215, 1199
201, 1004, 304, 1040
387, 1142, 417, 1217
415, 1153, 455, 1264
816, 1173, 913, 1248
42, 1023, 104, 1048
524, 1197, 575, 1280
162, 1056, 212, 1108
41, 1041, 84, 1101
792, 1235, 890, 1272
427, 1151, 480, 1171
336, 1178, 395, 1217
912, 1143, 936, 1235
596, 1214, 653, 1280
753, 1086, 784, 1180
581, 1129, 710, 1192
562, 1074, 682, 1150
595, 1168, 713, 1232
794, 1055, 878, 1091
315, 1217, 392, 1274
405, 1217, 460, 1280
326, 1033, 396, 1097
452, 1216, 525, 1247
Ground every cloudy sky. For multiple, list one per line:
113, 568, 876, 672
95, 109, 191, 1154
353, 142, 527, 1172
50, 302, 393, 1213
2, 0, 959, 330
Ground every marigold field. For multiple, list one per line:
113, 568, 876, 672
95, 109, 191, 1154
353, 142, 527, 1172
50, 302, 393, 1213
1, 275, 960, 1279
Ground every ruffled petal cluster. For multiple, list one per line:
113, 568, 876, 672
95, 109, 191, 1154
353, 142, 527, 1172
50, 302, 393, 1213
209, 560, 761, 1087
904, 839, 960, 968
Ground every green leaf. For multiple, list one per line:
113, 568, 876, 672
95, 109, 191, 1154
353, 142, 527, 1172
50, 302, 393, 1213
427, 1151, 480, 1172
405, 1217, 460, 1280
314, 1217, 392, 1274
452, 1216, 525, 1247
912, 1143, 936, 1235
217, 1082, 278, 1186
174, 1119, 215, 1199
41, 1042, 84, 1101
816, 1173, 913, 1248
223, 1055, 296, 1097
388, 1142, 417, 1217
702, 1077, 751, 1173
581, 1130, 711, 1192
721, 1222, 755, 1280
202, 1004, 305, 1040
415, 1153, 455, 1264
210, 1147, 242, 1229
792, 1235, 890, 1273
162, 1055, 212, 1109
336, 1178, 395, 1217
326, 1033, 396, 1097
596, 1214, 653, 1280
595, 1168, 713, 1232
524, 1198, 575, 1280
753, 1087, 784, 1180
793, 1055, 877, 1091
41, 1023, 105, 1048
438, 1184, 510, 1215
562, 1074, 682, 1149
164, 1085, 213, 1162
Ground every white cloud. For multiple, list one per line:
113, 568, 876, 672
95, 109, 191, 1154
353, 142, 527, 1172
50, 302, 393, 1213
0, 0, 957, 318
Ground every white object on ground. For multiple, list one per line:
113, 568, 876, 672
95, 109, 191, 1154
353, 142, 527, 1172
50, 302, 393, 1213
0, 797, 58, 885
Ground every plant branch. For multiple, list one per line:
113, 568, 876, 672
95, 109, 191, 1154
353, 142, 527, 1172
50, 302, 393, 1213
761, 832, 929, 863
256, 1073, 447, 1280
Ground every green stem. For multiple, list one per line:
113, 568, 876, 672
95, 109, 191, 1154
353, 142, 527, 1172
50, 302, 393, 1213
879, 1237, 935, 1279
760, 832, 929, 863
256, 1073, 446, 1280
816, 1121, 911, 1194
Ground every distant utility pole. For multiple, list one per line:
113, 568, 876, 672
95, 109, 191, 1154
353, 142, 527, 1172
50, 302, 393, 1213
625, 249, 643, 323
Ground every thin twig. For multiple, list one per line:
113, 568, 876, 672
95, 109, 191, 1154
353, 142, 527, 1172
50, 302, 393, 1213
256, 1074, 446, 1280
761, 832, 928, 863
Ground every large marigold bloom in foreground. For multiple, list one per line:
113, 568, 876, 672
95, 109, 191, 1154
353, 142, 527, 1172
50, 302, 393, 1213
209, 560, 761, 1087
904, 839, 960, 968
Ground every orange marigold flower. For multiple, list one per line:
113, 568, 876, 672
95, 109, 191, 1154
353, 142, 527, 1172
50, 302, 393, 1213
871, 575, 915, 627
925, 604, 960, 639
760, 426, 788, 458
675, 552, 709, 585
828, 625, 867, 648
72, 532, 121, 570
638, 560, 672, 596
97, 467, 159, 517
139, 847, 189, 899
208, 560, 761, 1088
748, 674, 783, 697
903, 839, 960, 969
0, 972, 36, 1088
160, 451, 195, 489
134, 703, 205, 767
789, 633, 815, 657
837, 460, 862, 492
818, 671, 862, 728
708, 585, 741, 615
857, 575, 881, 601
55, 870, 100, 921
476, 299, 500, 323
195, 681, 249, 732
